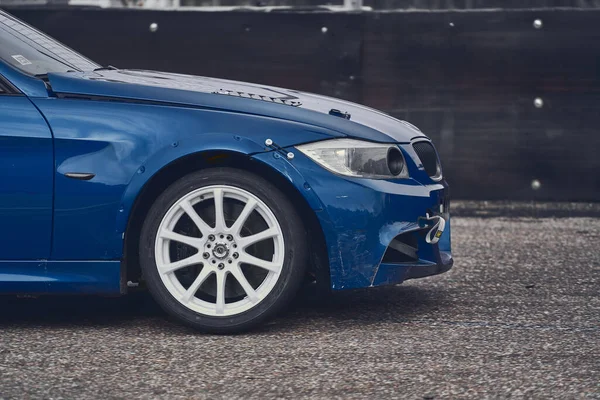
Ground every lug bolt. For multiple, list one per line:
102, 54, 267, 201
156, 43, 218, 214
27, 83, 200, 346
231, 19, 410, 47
212, 259, 216, 264
233, 252, 239, 259
233, 244, 238, 248
228, 259, 232, 264
203, 252, 210, 259
218, 263, 224, 270
220, 234, 224, 239
227, 235, 233, 241
208, 234, 215, 241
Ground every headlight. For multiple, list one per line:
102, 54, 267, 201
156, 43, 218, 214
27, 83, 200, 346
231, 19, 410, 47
296, 139, 409, 179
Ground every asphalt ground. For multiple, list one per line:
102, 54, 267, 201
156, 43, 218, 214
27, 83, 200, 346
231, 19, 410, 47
0, 203, 599, 399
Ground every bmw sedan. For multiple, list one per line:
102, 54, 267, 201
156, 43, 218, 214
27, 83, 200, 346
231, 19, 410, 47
0, 10, 452, 332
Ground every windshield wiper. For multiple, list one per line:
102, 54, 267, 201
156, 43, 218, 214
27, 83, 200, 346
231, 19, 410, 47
35, 69, 77, 79
93, 65, 118, 72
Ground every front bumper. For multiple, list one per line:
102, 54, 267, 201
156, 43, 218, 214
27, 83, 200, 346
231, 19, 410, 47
313, 176, 453, 290
253, 147, 453, 290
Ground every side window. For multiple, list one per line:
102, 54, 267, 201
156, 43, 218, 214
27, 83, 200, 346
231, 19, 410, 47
0, 76, 16, 95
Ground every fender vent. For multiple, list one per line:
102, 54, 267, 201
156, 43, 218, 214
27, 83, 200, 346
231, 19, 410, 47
213, 89, 302, 107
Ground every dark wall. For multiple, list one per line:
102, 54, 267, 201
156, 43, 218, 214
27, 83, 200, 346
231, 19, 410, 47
178, 0, 600, 9
7, 7, 600, 201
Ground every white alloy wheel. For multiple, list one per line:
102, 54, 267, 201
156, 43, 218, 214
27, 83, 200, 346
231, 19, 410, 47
154, 185, 285, 317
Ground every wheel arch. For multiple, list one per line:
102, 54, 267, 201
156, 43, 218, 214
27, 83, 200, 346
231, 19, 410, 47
122, 150, 330, 291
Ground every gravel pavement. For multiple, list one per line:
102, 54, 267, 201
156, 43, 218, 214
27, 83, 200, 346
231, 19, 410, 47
0, 210, 598, 399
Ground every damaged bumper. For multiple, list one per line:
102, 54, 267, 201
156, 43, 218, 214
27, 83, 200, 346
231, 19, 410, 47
252, 143, 454, 291
285, 149, 453, 290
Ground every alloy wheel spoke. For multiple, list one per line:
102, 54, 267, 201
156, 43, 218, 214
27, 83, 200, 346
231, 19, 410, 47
238, 227, 279, 249
230, 265, 258, 303
159, 229, 204, 249
215, 271, 227, 315
180, 200, 213, 236
156, 185, 286, 317
158, 254, 201, 274
180, 266, 213, 304
229, 198, 257, 235
238, 252, 281, 273
213, 188, 226, 231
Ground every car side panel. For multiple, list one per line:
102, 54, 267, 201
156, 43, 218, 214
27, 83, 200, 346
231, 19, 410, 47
0, 260, 121, 294
0, 95, 54, 260
32, 98, 334, 261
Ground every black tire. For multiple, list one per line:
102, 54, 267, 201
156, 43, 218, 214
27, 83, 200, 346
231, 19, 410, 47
139, 167, 308, 333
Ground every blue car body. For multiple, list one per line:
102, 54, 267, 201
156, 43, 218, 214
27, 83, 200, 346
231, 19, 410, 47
0, 51, 452, 296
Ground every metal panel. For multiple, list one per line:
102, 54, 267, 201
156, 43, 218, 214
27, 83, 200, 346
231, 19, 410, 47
0, 96, 53, 259
0, 260, 121, 294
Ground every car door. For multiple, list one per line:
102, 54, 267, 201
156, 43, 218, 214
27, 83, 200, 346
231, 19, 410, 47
0, 75, 53, 260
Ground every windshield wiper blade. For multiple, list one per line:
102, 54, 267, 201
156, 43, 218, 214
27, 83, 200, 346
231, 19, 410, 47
93, 65, 118, 72
35, 69, 77, 79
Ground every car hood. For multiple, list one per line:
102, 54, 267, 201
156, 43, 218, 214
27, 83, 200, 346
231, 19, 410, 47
46, 69, 426, 144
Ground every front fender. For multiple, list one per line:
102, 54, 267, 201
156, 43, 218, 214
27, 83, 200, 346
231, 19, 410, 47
249, 151, 324, 212
33, 98, 337, 260
115, 133, 266, 234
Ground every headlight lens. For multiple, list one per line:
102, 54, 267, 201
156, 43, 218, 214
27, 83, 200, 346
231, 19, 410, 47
296, 139, 409, 179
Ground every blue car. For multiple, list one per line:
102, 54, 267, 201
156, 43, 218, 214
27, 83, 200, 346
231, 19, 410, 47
0, 10, 452, 332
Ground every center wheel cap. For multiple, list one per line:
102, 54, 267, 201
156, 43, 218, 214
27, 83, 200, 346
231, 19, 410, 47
212, 242, 230, 260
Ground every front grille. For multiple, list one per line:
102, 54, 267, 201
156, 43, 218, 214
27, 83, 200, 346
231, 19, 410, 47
413, 141, 441, 179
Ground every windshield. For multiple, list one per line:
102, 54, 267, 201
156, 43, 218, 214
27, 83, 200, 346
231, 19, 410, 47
0, 11, 99, 76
